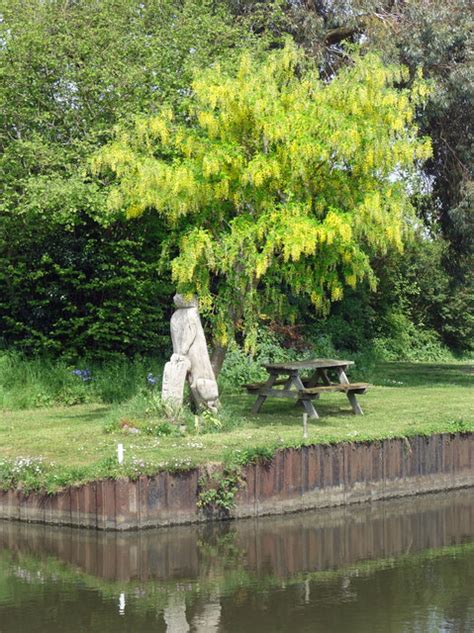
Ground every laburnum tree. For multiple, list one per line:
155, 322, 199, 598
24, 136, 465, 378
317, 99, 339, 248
94, 42, 431, 373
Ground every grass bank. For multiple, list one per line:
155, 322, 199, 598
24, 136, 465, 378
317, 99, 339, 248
0, 362, 472, 493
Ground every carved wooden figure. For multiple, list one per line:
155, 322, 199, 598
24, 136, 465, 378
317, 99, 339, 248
162, 294, 220, 412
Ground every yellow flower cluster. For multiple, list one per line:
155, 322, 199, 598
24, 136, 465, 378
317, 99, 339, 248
94, 41, 432, 345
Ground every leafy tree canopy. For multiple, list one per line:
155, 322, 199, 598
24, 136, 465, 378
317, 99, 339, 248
0, 0, 252, 356
0, 0, 251, 223
94, 43, 431, 353
231, 1, 473, 270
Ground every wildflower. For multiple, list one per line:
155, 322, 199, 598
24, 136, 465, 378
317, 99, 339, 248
147, 372, 158, 386
186, 441, 204, 449
72, 369, 92, 382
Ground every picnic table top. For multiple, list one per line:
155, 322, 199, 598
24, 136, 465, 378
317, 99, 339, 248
263, 358, 354, 371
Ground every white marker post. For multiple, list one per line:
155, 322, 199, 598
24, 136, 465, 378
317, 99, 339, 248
117, 443, 124, 464
303, 413, 308, 439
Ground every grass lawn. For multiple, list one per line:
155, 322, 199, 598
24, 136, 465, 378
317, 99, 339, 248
0, 361, 472, 492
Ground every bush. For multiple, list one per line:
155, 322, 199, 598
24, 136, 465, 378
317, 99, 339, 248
218, 328, 306, 391
0, 352, 163, 409
0, 211, 173, 360
372, 312, 454, 362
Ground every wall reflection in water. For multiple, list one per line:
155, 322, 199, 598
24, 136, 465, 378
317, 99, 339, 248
0, 488, 473, 632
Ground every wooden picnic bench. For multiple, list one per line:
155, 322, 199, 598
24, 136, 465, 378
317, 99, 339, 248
244, 359, 369, 419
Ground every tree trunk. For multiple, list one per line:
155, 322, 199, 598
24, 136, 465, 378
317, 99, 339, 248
210, 343, 228, 378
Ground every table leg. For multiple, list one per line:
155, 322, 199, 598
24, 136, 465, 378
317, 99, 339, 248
292, 374, 319, 419
337, 366, 350, 385
305, 370, 319, 388
286, 374, 309, 407
337, 366, 363, 415
283, 375, 295, 390
347, 391, 363, 415
303, 368, 331, 401
252, 372, 278, 414
316, 368, 332, 386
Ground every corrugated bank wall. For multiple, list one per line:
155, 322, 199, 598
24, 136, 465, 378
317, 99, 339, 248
0, 433, 472, 530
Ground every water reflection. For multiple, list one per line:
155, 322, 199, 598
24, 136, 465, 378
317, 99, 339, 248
0, 489, 473, 632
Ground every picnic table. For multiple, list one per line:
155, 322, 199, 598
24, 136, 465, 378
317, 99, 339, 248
244, 359, 369, 419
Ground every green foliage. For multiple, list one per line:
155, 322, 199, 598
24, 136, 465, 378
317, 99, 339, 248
369, 1, 473, 272
0, 450, 196, 494
306, 236, 472, 360
104, 417, 183, 438
0, 0, 468, 364
0, 0, 255, 358
0, 0, 467, 362
446, 419, 471, 434
0, 455, 106, 495
219, 328, 303, 390
95, 42, 431, 349
372, 313, 453, 363
135, 389, 191, 426
196, 409, 224, 433
0, 0, 247, 184
0, 210, 173, 358
0, 457, 49, 494
103, 386, 238, 435
0, 352, 163, 409
367, 238, 473, 355
247, 0, 473, 351
244, 1, 473, 263
103, 390, 194, 435
382, 239, 473, 353
197, 468, 242, 514
225, 445, 275, 467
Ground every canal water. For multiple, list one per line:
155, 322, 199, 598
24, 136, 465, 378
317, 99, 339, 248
0, 489, 473, 632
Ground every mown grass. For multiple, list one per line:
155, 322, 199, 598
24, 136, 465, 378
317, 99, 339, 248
0, 361, 472, 492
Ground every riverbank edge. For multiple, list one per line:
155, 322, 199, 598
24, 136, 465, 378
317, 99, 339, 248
0, 432, 472, 530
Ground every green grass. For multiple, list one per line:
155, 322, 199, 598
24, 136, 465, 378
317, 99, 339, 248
0, 351, 164, 409
0, 361, 472, 492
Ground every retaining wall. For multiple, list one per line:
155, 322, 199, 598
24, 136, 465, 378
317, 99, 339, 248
0, 433, 472, 530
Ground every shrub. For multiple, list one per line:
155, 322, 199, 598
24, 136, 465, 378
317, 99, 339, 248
219, 328, 305, 391
372, 312, 454, 362
0, 352, 164, 409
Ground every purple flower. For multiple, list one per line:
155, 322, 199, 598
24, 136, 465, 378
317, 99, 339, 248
147, 372, 157, 386
72, 369, 92, 382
